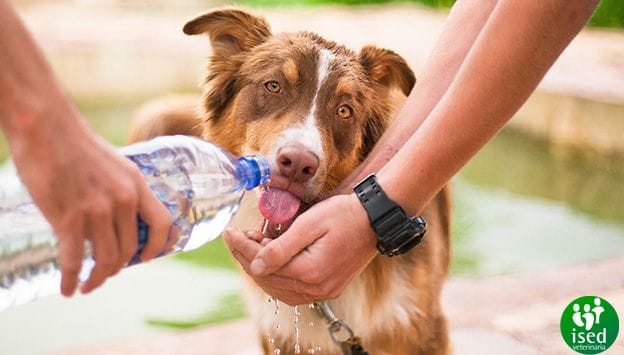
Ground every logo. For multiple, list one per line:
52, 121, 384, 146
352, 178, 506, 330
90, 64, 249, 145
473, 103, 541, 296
560, 296, 619, 354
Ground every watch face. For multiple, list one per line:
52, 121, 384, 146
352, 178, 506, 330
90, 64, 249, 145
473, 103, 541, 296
383, 215, 427, 256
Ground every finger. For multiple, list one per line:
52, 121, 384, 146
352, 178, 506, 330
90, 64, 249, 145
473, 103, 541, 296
251, 213, 326, 276
228, 227, 321, 305
57, 218, 85, 297
137, 183, 172, 261
164, 225, 181, 254
223, 228, 263, 261
81, 209, 119, 294
230, 249, 311, 298
113, 202, 138, 270
246, 229, 264, 242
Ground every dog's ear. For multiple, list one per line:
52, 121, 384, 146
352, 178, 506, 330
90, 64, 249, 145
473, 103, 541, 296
358, 46, 415, 159
183, 8, 271, 57
359, 45, 415, 96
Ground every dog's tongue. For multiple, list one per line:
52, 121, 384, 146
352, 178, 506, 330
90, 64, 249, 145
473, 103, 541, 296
259, 188, 301, 224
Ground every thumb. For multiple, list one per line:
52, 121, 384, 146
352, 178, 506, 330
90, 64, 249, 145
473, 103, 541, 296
250, 213, 324, 276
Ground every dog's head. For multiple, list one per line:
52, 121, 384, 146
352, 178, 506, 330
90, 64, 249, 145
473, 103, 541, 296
185, 8, 415, 224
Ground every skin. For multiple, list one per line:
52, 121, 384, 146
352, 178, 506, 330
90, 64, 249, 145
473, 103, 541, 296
0, 1, 172, 296
224, 0, 601, 305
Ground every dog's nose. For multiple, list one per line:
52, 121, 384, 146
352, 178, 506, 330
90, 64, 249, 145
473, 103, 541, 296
276, 145, 320, 183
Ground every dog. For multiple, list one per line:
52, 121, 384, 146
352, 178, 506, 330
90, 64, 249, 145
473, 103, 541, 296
128, 8, 451, 355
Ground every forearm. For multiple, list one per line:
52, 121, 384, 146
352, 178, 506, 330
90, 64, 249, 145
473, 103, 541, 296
0, 0, 81, 142
336, 0, 498, 192
379, 0, 599, 215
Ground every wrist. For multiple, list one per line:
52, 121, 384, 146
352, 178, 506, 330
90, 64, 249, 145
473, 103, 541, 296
347, 193, 379, 254
353, 174, 427, 256
376, 167, 426, 216
7, 100, 90, 160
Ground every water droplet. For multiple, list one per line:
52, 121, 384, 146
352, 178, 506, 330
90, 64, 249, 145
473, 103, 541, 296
270, 338, 275, 344
262, 218, 270, 236
307, 349, 316, 354
315, 347, 321, 352
293, 306, 301, 355
274, 349, 281, 355
308, 321, 314, 327
268, 296, 273, 303
276, 223, 282, 236
276, 323, 280, 329
308, 303, 315, 309
274, 299, 280, 315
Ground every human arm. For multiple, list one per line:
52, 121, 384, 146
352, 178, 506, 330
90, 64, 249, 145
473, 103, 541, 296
377, 0, 600, 216
0, 0, 172, 296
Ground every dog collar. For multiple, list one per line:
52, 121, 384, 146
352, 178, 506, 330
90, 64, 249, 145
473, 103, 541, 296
353, 174, 426, 257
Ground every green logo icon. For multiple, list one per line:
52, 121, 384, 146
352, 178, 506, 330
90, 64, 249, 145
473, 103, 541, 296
561, 296, 619, 354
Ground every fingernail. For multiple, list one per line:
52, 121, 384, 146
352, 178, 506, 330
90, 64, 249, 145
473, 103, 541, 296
250, 259, 266, 275
62, 287, 75, 297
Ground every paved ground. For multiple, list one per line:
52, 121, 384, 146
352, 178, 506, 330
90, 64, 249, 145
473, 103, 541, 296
12, 2, 624, 354
60, 256, 624, 354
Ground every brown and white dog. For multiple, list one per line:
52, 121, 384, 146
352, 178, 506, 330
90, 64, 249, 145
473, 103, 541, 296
129, 8, 450, 355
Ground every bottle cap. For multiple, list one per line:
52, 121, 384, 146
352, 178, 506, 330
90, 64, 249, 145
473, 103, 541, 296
238, 155, 271, 190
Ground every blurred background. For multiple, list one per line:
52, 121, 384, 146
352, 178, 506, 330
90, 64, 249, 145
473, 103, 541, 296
0, 0, 623, 354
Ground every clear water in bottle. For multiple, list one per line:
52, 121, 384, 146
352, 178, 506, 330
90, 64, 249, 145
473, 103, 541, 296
0, 135, 270, 312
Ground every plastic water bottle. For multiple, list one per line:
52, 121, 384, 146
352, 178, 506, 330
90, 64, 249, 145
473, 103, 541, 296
0, 135, 270, 312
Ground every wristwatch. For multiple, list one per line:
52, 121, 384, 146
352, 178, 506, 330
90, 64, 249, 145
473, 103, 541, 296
353, 174, 426, 257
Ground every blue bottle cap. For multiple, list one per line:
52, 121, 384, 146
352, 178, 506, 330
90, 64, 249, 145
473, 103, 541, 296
238, 155, 271, 190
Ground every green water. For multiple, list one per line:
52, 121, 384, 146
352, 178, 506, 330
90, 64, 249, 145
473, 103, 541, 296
451, 130, 624, 275
461, 129, 624, 225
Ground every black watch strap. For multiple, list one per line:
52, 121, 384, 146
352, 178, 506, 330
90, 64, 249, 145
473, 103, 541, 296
354, 174, 426, 256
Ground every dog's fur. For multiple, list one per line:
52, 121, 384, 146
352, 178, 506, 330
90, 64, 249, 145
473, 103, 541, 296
129, 8, 450, 355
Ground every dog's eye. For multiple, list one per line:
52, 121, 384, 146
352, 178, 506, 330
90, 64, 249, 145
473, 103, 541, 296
264, 81, 281, 93
337, 104, 353, 119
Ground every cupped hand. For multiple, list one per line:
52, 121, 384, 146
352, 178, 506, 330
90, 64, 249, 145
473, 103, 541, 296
223, 193, 378, 306
10, 109, 172, 297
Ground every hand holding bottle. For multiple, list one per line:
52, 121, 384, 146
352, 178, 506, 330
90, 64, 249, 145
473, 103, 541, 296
9, 114, 173, 296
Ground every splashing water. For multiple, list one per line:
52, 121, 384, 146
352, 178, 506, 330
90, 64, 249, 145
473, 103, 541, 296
264, 219, 315, 355
294, 305, 301, 354
274, 298, 280, 316
267, 296, 281, 354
